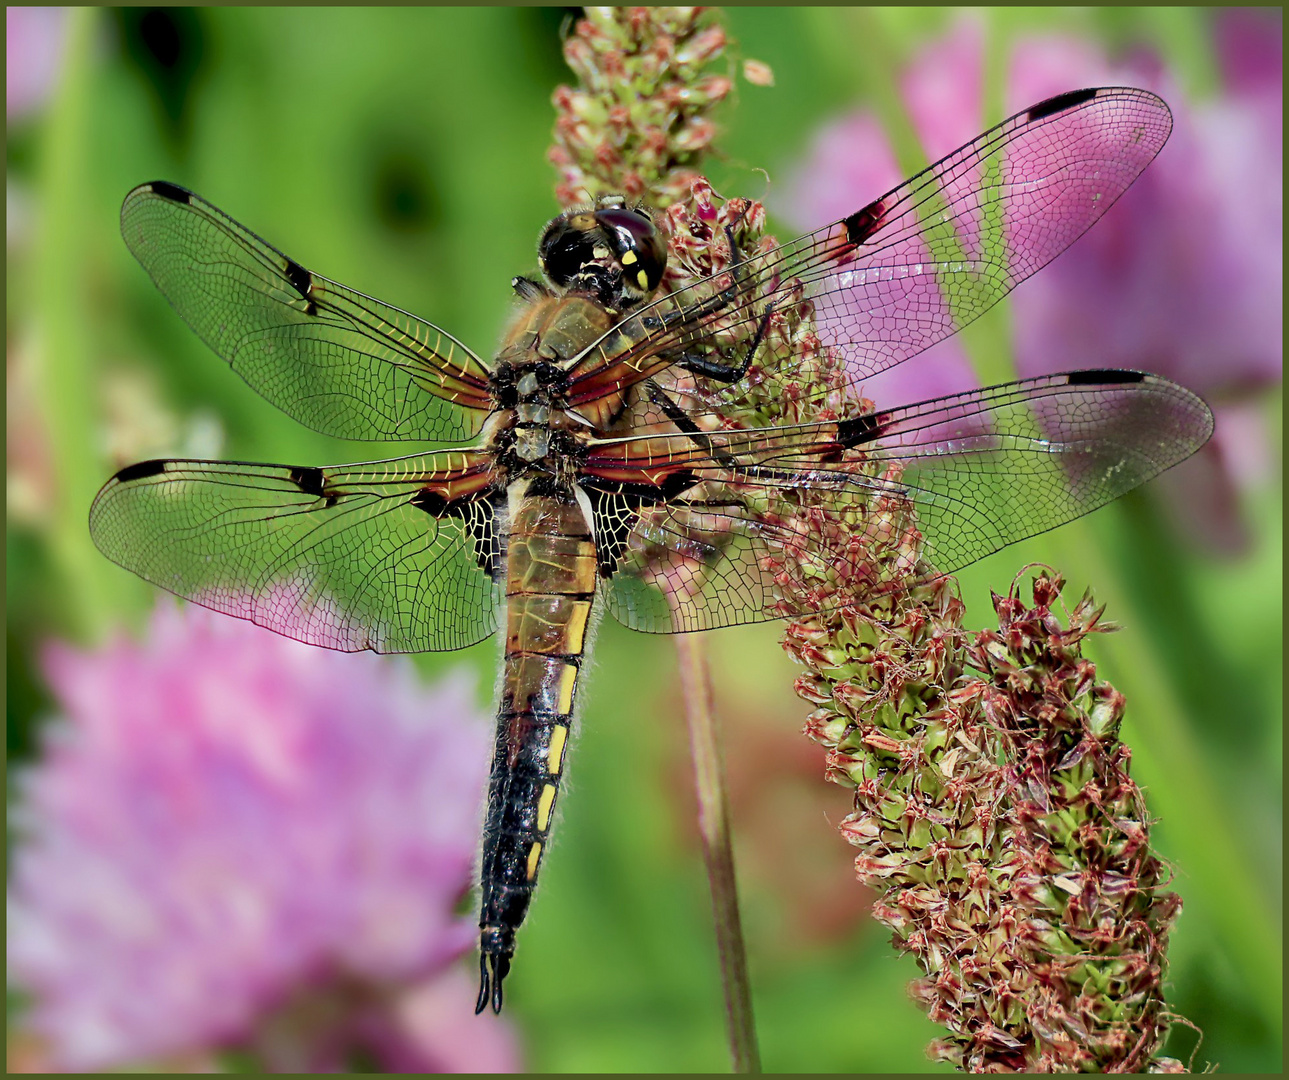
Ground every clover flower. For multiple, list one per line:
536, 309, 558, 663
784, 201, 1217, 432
7, 601, 519, 1072
7, 7, 68, 123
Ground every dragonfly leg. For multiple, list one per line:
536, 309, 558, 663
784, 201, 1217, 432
642, 379, 742, 471
511, 275, 551, 303
676, 300, 776, 383
643, 220, 760, 339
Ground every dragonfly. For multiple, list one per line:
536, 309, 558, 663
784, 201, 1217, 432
90, 86, 1213, 1014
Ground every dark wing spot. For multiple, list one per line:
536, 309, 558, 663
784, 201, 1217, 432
842, 198, 888, 245
660, 469, 699, 500
288, 466, 327, 497
114, 458, 168, 483
411, 489, 501, 577
1065, 369, 1144, 386
469, 493, 504, 579
836, 413, 886, 447
410, 488, 449, 516
582, 472, 697, 578
584, 486, 635, 578
147, 180, 192, 204
448, 493, 503, 578
283, 257, 317, 315
1026, 87, 1098, 123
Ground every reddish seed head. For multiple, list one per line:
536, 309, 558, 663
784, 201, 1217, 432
550, 11, 1185, 1068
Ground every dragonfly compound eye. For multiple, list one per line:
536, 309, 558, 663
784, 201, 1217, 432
537, 205, 666, 298
592, 206, 666, 295
538, 211, 599, 289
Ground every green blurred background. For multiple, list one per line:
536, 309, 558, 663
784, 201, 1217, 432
7, 7, 1280, 1072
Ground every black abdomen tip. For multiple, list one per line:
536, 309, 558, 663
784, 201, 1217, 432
476, 951, 511, 1015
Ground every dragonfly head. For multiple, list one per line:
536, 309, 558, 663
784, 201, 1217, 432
538, 198, 667, 306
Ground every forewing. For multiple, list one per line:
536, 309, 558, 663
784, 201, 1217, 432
89, 450, 501, 652
584, 371, 1212, 633
121, 182, 493, 442
566, 87, 1172, 410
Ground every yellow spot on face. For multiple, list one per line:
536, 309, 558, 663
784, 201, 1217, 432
557, 663, 578, 715
637, 270, 650, 290
620, 249, 637, 265
537, 784, 557, 831
547, 724, 568, 775
526, 841, 542, 880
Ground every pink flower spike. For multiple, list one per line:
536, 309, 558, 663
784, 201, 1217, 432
1005, 31, 1281, 547
1214, 7, 1283, 131
8, 601, 520, 1072
6, 7, 68, 122
774, 108, 979, 407
899, 13, 985, 161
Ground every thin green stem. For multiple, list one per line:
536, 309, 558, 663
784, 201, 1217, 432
33, 6, 124, 642
674, 633, 761, 1074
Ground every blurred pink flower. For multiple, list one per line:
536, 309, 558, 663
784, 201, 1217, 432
898, 14, 986, 162
1005, 18, 1282, 397
1215, 7, 1283, 139
7, 7, 68, 122
7, 601, 520, 1073
1004, 15, 1282, 550
776, 13, 1281, 551
774, 90, 978, 414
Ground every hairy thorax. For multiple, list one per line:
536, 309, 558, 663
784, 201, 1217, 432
484, 294, 625, 485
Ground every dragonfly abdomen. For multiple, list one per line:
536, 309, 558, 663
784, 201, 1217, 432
476, 483, 597, 1014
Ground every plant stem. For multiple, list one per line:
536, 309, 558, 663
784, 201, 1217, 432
34, 6, 121, 642
674, 633, 760, 1074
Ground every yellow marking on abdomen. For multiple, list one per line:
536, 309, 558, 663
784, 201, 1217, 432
526, 841, 543, 881
563, 600, 591, 654
537, 783, 557, 831
547, 724, 568, 775
557, 662, 578, 715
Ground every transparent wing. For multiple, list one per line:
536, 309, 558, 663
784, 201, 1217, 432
581, 371, 1212, 633
564, 88, 1172, 411
89, 449, 501, 652
121, 182, 494, 442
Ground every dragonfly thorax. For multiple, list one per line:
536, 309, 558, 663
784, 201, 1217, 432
513, 425, 549, 464
486, 293, 626, 477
